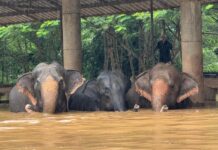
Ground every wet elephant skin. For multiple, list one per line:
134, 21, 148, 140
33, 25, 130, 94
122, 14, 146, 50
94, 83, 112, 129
9, 62, 84, 114
68, 70, 131, 111
127, 63, 198, 112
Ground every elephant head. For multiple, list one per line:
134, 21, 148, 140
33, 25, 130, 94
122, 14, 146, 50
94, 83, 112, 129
135, 63, 199, 112
31, 62, 84, 113
97, 70, 130, 111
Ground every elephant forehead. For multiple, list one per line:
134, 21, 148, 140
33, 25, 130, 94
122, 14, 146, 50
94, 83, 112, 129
38, 70, 61, 82
152, 79, 169, 96
98, 77, 110, 86
41, 76, 58, 91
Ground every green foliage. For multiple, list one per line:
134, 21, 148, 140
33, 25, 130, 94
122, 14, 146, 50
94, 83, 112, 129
0, 21, 62, 84
37, 20, 60, 38
0, 4, 217, 84
203, 48, 218, 72
82, 32, 104, 79
202, 4, 218, 72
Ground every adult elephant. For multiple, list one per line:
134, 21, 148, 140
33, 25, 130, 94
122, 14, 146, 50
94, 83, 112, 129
131, 63, 199, 112
68, 70, 131, 111
9, 62, 84, 113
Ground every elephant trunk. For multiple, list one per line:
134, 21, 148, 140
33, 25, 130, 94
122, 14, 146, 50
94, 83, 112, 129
41, 76, 58, 113
111, 93, 125, 111
152, 79, 169, 112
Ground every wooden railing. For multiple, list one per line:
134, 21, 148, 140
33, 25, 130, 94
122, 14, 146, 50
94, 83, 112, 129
203, 73, 218, 101
0, 85, 13, 103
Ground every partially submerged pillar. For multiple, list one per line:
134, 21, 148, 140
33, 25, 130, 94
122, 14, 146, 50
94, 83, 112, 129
62, 0, 82, 71
180, 0, 204, 103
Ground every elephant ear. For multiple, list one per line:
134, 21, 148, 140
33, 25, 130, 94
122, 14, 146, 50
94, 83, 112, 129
135, 71, 152, 101
16, 72, 37, 106
17, 72, 33, 91
177, 73, 199, 103
64, 70, 85, 95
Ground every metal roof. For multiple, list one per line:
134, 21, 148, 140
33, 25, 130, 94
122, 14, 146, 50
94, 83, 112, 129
0, 0, 217, 25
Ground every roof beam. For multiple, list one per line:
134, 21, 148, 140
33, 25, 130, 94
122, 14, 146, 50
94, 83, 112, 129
0, 0, 217, 25
100, 0, 123, 12
0, 1, 19, 8
47, 0, 61, 8
0, 8, 58, 18
0, 1, 59, 11
14, 5, 55, 10
81, 0, 146, 9
157, 0, 172, 8
0, 1, 39, 21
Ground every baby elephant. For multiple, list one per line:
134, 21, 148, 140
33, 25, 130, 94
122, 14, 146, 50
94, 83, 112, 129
126, 63, 199, 112
68, 70, 131, 111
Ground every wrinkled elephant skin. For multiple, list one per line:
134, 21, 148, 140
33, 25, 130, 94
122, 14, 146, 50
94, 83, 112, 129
9, 62, 84, 114
68, 70, 131, 111
134, 63, 199, 112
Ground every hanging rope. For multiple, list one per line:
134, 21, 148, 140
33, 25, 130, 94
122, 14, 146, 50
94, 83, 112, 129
103, 27, 121, 71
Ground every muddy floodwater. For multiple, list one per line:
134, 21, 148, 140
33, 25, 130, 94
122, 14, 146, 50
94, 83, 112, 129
1, 107, 218, 150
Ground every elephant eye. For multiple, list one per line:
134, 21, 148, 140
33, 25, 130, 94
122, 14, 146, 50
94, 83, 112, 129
104, 87, 111, 94
150, 79, 154, 85
59, 79, 63, 85
99, 87, 110, 95
58, 77, 64, 82
34, 79, 40, 90
170, 84, 175, 89
35, 79, 40, 85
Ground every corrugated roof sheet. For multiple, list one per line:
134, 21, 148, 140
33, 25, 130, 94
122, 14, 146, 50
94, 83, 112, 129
0, 0, 217, 25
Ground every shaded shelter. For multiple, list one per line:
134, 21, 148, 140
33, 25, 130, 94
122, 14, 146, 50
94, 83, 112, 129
0, 0, 217, 104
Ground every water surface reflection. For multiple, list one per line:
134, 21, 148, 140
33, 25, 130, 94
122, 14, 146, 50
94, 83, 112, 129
1, 108, 218, 149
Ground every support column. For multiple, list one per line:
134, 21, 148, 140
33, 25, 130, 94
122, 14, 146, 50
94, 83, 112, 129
150, 0, 154, 65
180, 0, 204, 103
62, 0, 82, 71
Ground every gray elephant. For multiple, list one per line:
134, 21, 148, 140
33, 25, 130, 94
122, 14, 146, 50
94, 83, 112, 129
128, 63, 199, 112
68, 70, 131, 111
68, 80, 101, 111
97, 70, 131, 111
9, 62, 84, 113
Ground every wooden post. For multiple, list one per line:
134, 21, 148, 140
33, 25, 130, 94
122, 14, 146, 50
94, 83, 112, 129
180, 0, 204, 104
60, 5, 64, 63
62, 0, 82, 71
150, 0, 154, 65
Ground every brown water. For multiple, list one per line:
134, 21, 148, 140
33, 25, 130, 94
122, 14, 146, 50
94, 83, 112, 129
1, 107, 218, 150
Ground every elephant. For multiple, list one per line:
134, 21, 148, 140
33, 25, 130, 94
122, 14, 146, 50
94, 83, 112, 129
68, 70, 131, 111
9, 62, 84, 113
129, 63, 199, 112
97, 70, 131, 111
68, 80, 101, 111
126, 84, 192, 111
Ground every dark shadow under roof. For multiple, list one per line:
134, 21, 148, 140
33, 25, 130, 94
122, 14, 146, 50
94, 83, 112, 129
0, 0, 217, 25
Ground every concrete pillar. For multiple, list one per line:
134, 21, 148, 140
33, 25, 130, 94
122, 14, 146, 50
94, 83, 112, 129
62, 0, 82, 71
180, 0, 204, 103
